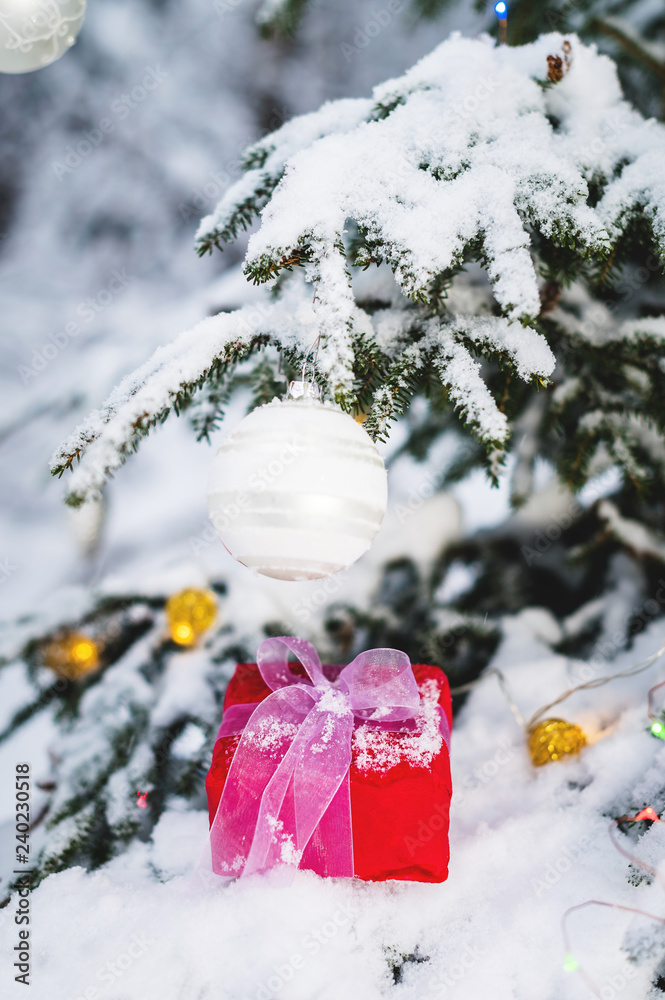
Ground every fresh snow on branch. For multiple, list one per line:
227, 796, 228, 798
442, 315, 554, 382
51, 292, 555, 503
240, 34, 606, 321
50, 303, 319, 504
196, 98, 373, 253
598, 499, 665, 562
54, 31, 665, 503
428, 334, 509, 444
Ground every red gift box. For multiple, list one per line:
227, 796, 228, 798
206, 659, 452, 883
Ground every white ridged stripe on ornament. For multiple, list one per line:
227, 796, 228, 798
208, 492, 385, 536
215, 433, 385, 468
238, 556, 346, 580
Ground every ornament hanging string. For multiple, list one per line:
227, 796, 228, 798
288, 332, 321, 400
301, 332, 321, 383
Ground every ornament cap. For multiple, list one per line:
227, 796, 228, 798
287, 380, 321, 400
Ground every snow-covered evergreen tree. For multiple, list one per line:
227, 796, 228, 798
53, 29, 665, 666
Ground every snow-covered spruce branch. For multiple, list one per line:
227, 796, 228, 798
573, 410, 665, 488
362, 313, 554, 443
194, 32, 665, 439
196, 98, 372, 256
199, 33, 665, 320
254, 0, 310, 39
51, 294, 554, 506
50, 305, 318, 506
543, 286, 665, 490
598, 499, 665, 562
53, 32, 665, 504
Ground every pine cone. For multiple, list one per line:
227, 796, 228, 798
547, 55, 564, 83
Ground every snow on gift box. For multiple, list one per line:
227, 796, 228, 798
205, 637, 452, 882
206, 388, 388, 581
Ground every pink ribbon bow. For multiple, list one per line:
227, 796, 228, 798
209, 637, 422, 879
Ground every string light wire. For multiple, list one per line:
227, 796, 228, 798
563, 808, 665, 995
527, 636, 665, 729
449, 636, 665, 990
562, 899, 665, 997
608, 809, 665, 889
450, 668, 525, 727
450, 635, 665, 734
494, 1, 508, 45
450, 635, 665, 990
647, 681, 665, 722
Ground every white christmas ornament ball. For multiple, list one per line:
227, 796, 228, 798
0, 0, 86, 74
207, 397, 388, 581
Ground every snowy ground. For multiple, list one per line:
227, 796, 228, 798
2, 617, 665, 999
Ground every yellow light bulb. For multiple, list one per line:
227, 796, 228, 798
174, 623, 195, 645
166, 588, 218, 646
71, 640, 94, 663
527, 718, 586, 767
43, 632, 100, 679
